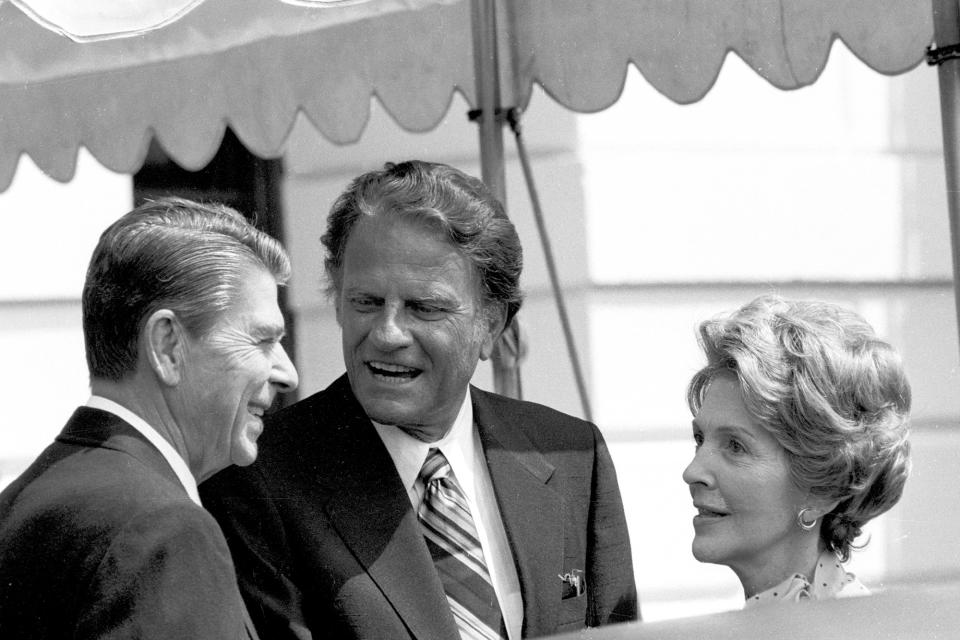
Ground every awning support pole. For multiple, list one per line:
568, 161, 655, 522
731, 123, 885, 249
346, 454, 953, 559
931, 0, 960, 358
470, 0, 521, 399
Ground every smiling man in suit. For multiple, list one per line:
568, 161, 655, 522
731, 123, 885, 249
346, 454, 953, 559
0, 198, 298, 639
201, 160, 638, 639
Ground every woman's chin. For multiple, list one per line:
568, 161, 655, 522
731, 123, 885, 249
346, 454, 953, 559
690, 539, 729, 566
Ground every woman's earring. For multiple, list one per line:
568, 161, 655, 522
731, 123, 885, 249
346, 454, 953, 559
796, 508, 818, 531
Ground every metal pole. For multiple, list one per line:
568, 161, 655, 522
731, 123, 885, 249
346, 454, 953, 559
470, 0, 506, 201
931, 0, 960, 358
470, 0, 522, 399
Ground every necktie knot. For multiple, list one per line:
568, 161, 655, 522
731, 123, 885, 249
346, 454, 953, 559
419, 447, 452, 485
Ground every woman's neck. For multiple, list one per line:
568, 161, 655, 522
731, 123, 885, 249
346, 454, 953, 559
735, 538, 825, 599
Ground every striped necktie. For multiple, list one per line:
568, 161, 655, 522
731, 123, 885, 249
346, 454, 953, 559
417, 448, 507, 640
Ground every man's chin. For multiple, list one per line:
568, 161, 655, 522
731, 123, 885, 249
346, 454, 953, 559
357, 395, 413, 424
370, 416, 449, 442
360, 402, 446, 442
231, 442, 259, 468
396, 423, 446, 443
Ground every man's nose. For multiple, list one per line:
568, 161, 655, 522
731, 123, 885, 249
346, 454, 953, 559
370, 307, 413, 350
271, 343, 299, 393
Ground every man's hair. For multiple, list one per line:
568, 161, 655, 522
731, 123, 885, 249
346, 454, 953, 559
687, 294, 912, 561
321, 160, 523, 325
82, 197, 291, 381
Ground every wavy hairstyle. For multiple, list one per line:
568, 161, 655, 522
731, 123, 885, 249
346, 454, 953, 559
83, 197, 290, 381
321, 160, 523, 326
687, 294, 912, 561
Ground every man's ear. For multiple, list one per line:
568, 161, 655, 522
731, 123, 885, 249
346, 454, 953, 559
143, 309, 185, 386
479, 303, 508, 362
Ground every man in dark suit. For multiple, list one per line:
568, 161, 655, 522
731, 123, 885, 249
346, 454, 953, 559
0, 198, 299, 639
202, 161, 638, 639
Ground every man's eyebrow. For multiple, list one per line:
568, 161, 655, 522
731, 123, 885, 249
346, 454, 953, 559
408, 292, 455, 305
342, 286, 367, 296
252, 323, 286, 340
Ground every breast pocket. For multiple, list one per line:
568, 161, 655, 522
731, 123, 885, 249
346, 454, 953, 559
556, 594, 588, 631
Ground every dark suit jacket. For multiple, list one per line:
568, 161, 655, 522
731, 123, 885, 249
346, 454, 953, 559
201, 374, 637, 639
0, 407, 256, 640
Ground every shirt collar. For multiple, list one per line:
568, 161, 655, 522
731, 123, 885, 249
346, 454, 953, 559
373, 388, 476, 498
85, 395, 202, 506
744, 549, 853, 607
808, 549, 854, 599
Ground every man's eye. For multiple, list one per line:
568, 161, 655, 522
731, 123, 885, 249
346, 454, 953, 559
351, 297, 379, 310
411, 303, 445, 318
692, 433, 703, 449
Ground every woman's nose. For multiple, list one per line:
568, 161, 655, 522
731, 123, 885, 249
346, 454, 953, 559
682, 446, 713, 488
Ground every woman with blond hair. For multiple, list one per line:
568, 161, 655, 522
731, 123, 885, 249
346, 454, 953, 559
683, 294, 911, 605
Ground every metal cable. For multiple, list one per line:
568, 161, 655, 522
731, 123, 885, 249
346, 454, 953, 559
507, 108, 594, 423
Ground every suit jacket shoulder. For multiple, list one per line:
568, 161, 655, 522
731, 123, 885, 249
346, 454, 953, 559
471, 384, 601, 446
469, 386, 639, 633
0, 407, 252, 640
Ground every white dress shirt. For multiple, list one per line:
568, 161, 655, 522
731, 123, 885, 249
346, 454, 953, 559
373, 392, 524, 639
85, 395, 202, 507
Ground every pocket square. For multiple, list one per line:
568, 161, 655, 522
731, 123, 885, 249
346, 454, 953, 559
559, 569, 586, 599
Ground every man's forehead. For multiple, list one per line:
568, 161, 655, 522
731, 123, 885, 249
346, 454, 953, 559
342, 274, 466, 300
211, 269, 286, 333
348, 212, 451, 247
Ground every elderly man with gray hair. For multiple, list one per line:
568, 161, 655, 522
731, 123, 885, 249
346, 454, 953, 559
0, 197, 298, 639
202, 161, 637, 640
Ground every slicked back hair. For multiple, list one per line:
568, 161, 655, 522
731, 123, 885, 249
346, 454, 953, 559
82, 197, 290, 381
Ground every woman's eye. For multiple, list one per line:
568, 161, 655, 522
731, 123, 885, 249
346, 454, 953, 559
692, 433, 703, 448
726, 438, 746, 454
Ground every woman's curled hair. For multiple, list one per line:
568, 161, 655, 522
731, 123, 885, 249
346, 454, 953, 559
687, 294, 911, 561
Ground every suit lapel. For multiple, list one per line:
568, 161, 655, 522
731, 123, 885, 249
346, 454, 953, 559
472, 388, 563, 637
321, 399, 460, 640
